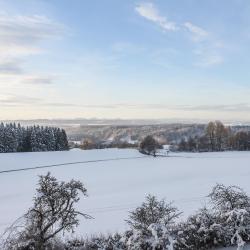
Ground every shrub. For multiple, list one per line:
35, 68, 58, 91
139, 136, 162, 156
175, 208, 225, 249
209, 184, 250, 249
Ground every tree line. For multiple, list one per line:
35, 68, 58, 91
0, 123, 69, 153
178, 120, 250, 152
78, 139, 138, 150
2, 173, 250, 250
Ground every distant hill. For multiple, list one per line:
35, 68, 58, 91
65, 124, 206, 145
3, 119, 250, 146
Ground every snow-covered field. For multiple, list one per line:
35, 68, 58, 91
0, 148, 250, 241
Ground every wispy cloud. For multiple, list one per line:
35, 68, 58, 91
0, 94, 41, 107
104, 103, 250, 113
135, 2, 177, 31
135, 3, 224, 67
0, 60, 23, 75
194, 48, 224, 67
1, 94, 249, 115
0, 94, 120, 108
176, 103, 250, 112
183, 21, 224, 67
0, 13, 65, 81
22, 76, 54, 85
184, 22, 209, 42
0, 14, 64, 45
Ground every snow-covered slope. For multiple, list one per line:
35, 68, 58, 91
0, 149, 250, 238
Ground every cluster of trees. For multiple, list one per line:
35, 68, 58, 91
178, 121, 250, 152
3, 173, 250, 250
0, 123, 68, 153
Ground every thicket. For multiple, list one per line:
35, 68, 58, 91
2, 173, 250, 250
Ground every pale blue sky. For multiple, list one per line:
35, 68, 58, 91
0, 0, 250, 121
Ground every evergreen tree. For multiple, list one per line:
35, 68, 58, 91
0, 123, 69, 153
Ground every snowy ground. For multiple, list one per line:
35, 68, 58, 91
218, 245, 250, 250
0, 149, 250, 244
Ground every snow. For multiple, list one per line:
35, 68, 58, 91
163, 145, 170, 150
70, 140, 82, 145
218, 245, 250, 250
120, 136, 138, 144
0, 149, 250, 240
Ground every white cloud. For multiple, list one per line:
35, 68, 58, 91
135, 2, 177, 31
184, 22, 209, 42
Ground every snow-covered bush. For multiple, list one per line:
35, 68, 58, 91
65, 233, 128, 250
124, 195, 180, 249
66, 186, 250, 250
209, 184, 250, 249
68, 227, 175, 250
4, 183, 250, 250
127, 223, 175, 250
175, 184, 250, 250
209, 184, 250, 212
175, 207, 225, 249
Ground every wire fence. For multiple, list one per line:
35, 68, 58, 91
0, 155, 149, 174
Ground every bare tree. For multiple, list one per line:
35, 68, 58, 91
2, 172, 92, 250
206, 121, 216, 151
214, 121, 229, 151
205, 121, 229, 151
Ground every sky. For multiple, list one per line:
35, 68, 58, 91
0, 0, 250, 122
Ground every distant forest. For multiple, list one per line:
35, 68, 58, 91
178, 121, 250, 152
0, 123, 68, 153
